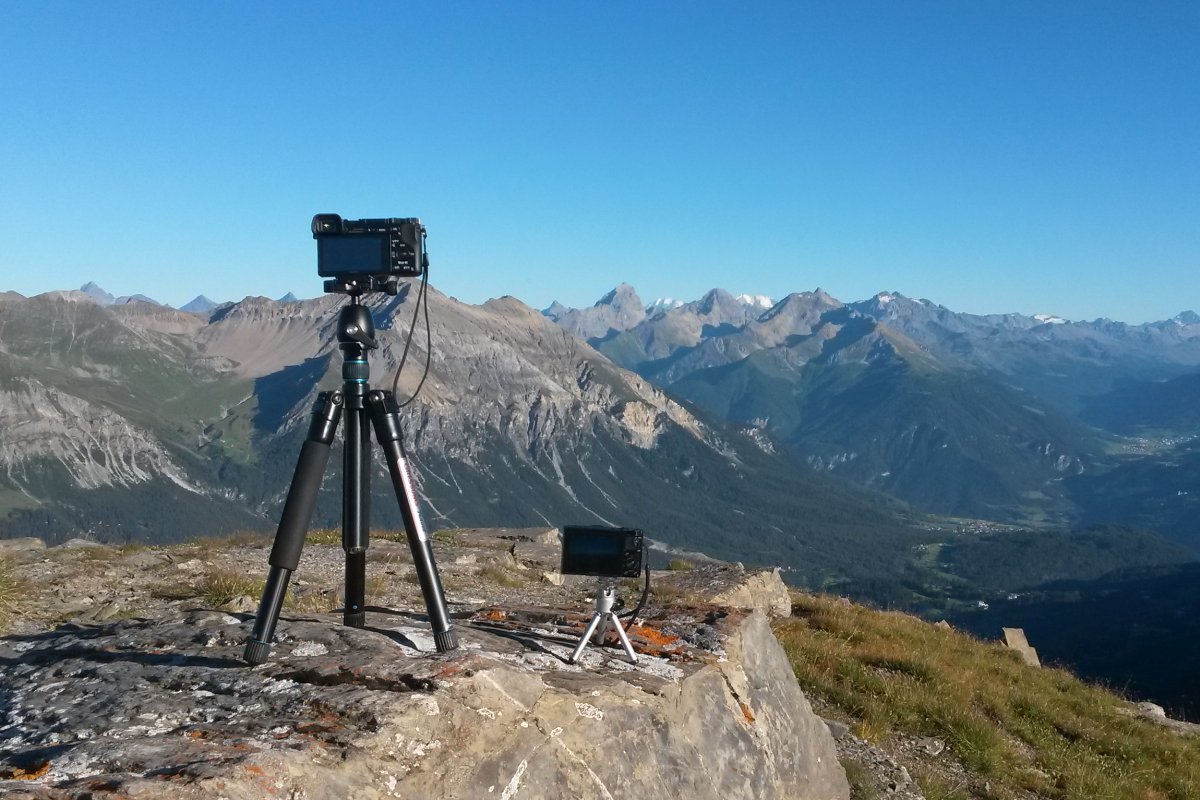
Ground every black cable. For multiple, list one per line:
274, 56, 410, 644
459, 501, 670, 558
391, 250, 433, 408
619, 562, 651, 621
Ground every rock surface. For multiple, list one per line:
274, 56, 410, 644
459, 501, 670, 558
0, 534, 848, 799
708, 567, 792, 618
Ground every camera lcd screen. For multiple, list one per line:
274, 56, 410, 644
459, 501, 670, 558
573, 532, 621, 557
317, 235, 388, 276
561, 525, 644, 577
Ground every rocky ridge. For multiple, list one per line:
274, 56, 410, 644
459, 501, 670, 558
0, 532, 848, 799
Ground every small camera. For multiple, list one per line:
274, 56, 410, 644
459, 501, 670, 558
312, 214, 427, 284
560, 526, 645, 578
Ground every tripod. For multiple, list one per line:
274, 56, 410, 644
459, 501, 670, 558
243, 293, 457, 665
568, 580, 638, 664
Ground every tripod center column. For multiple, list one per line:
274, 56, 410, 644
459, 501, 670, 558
338, 300, 378, 628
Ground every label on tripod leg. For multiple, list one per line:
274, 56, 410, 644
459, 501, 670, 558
397, 455, 429, 543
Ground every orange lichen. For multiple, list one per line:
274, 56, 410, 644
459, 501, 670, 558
1, 761, 51, 780
739, 701, 756, 724
628, 624, 680, 648
624, 623, 688, 658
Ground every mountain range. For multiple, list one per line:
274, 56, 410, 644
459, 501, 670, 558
67, 282, 299, 312
0, 284, 941, 590
544, 284, 1200, 548
1, 281, 1197, 604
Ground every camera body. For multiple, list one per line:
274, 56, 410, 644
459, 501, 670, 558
560, 526, 645, 578
313, 214, 426, 292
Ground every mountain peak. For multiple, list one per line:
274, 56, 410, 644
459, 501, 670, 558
597, 283, 642, 309
871, 291, 910, 307
542, 300, 571, 320
696, 288, 737, 313
546, 284, 647, 339
1175, 310, 1200, 325
114, 293, 161, 307
79, 282, 115, 305
181, 295, 220, 313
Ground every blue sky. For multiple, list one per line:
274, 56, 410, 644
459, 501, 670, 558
1, 2, 1196, 322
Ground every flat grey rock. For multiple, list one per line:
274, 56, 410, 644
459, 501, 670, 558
0, 607, 848, 799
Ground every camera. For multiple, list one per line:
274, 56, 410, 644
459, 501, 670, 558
560, 526, 645, 578
312, 214, 427, 285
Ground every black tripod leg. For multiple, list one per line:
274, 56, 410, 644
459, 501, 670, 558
243, 392, 343, 665
341, 397, 371, 628
366, 390, 459, 652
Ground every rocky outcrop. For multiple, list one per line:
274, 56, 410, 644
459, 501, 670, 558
708, 567, 793, 618
0, 379, 196, 492
0, 606, 848, 799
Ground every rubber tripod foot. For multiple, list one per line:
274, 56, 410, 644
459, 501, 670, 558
244, 640, 272, 665
344, 611, 366, 628
435, 628, 459, 653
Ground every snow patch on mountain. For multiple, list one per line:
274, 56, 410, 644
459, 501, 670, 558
736, 294, 775, 309
647, 297, 685, 314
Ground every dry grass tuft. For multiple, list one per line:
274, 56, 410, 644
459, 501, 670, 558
198, 568, 263, 608
775, 592, 1200, 800
189, 530, 270, 549
480, 563, 526, 588
0, 557, 22, 630
305, 528, 341, 546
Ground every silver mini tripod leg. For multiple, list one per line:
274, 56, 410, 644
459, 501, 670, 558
569, 580, 638, 664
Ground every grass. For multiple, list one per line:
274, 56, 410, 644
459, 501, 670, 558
0, 557, 22, 630
432, 529, 464, 546
305, 528, 341, 546
666, 558, 696, 571
649, 580, 701, 605
480, 562, 526, 588
841, 757, 882, 800
305, 528, 409, 546
189, 530, 270, 549
198, 568, 263, 607
775, 592, 1200, 800
287, 585, 339, 613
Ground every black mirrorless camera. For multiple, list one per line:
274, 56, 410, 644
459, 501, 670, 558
561, 526, 645, 578
313, 214, 427, 294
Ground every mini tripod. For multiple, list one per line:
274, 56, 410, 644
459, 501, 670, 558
243, 290, 457, 664
568, 580, 638, 664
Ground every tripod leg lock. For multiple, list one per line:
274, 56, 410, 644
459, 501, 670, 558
366, 390, 404, 443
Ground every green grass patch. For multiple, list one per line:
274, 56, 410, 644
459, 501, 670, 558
432, 529, 464, 546
775, 592, 1200, 800
666, 558, 696, 571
